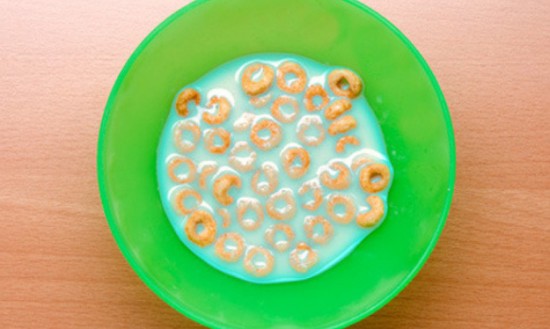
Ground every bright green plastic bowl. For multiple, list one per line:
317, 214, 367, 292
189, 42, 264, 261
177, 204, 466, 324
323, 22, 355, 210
97, 0, 455, 328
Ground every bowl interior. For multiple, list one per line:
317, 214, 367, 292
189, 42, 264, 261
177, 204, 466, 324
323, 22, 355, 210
98, 0, 455, 328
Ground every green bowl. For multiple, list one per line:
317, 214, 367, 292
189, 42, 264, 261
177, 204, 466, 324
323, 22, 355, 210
97, 0, 455, 328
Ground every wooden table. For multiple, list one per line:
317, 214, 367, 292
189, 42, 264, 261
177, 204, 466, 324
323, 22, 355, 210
1, 0, 548, 328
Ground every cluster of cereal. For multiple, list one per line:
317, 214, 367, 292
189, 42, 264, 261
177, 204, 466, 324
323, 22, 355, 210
166, 61, 391, 277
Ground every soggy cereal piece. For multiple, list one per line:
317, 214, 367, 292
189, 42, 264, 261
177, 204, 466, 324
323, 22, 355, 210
304, 84, 329, 111
173, 120, 201, 153
204, 128, 231, 154
236, 198, 264, 231
265, 224, 295, 252
218, 208, 231, 228
167, 156, 196, 184
241, 63, 275, 96
298, 179, 323, 211
320, 162, 351, 190
327, 194, 356, 224
357, 196, 385, 228
271, 96, 300, 123
325, 99, 352, 120
203, 95, 231, 125
185, 209, 216, 247
173, 189, 202, 215
328, 69, 363, 99
282, 146, 310, 179
351, 153, 374, 171
198, 162, 218, 189
266, 189, 297, 221
297, 115, 326, 147
277, 61, 307, 94
233, 112, 256, 132
336, 136, 360, 153
359, 163, 390, 193
229, 141, 257, 172
215, 232, 245, 262
244, 246, 274, 277
289, 242, 318, 273
304, 216, 334, 245
328, 115, 357, 135
250, 93, 273, 108
251, 162, 279, 196
250, 119, 282, 151
176, 88, 200, 117
213, 174, 241, 206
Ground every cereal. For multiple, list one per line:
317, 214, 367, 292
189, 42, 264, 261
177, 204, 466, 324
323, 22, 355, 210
251, 162, 279, 196
250, 119, 282, 151
203, 95, 231, 125
276, 61, 307, 94
265, 224, 295, 252
304, 216, 334, 245
282, 146, 310, 179
213, 174, 242, 206
357, 196, 385, 228
228, 141, 257, 172
271, 96, 299, 123
351, 153, 374, 171
185, 209, 216, 247
241, 63, 274, 96
204, 128, 231, 154
250, 94, 272, 108
175, 88, 200, 117
359, 163, 391, 193
266, 189, 297, 221
215, 232, 245, 262
328, 115, 357, 135
304, 84, 329, 111
237, 198, 264, 231
218, 208, 231, 228
167, 156, 196, 184
326, 194, 356, 224
173, 188, 202, 215
328, 69, 363, 98
244, 246, 274, 277
173, 120, 201, 153
289, 242, 318, 273
233, 112, 255, 132
198, 162, 218, 189
324, 99, 352, 120
335, 136, 360, 153
297, 115, 326, 147
320, 162, 351, 190
298, 180, 323, 211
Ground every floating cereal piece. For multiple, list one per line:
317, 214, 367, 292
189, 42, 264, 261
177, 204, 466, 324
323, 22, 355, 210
298, 180, 323, 211
320, 162, 351, 190
173, 189, 202, 215
203, 95, 231, 125
297, 115, 326, 147
326, 194, 356, 224
213, 174, 241, 206
233, 112, 256, 132
325, 99, 352, 120
304, 216, 334, 245
229, 141, 257, 172
167, 156, 197, 184
277, 61, 307, 94
250, 93, 272, 108
218, 208, 231, 228
250, 119, 282, 151
289, 242, 318, 273
265, 224, 295, 252
237, 198, 264, 231
271, 96, 300, 123
336, 136, 360, 153
282, 146, 310, 179
304, 84, 329, 111
359, 163, 391, 193
198, 162, 218, 189
215, 232, 245, 262
266, 189, 297, 220
357, 196, 385, 228
351, 153, 374, 171
173, 120, 201, 153
204, 128, 231, 154
185, 209, 216, 247
328, 69, 363, 99
244, 246, 274, 277
328, 115, 357, 135
176, 88, 200, 117
251, 162, 279, 196
241, 63, 275, 96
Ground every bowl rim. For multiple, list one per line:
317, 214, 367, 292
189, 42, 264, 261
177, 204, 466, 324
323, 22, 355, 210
97, 0, 456, 327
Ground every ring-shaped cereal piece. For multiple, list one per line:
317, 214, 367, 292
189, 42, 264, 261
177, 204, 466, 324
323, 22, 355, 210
271, 96, 300, 123
328, 115, 357, 136
320, 162, 351, 190
241, 63, 275, 96
173, 120, 201, 153
250, 119, 282, 151
185, 209, 216, 247
325, 99, 352, 120
289, 242, 318, 273
167, 156, 196, 184
213, 174, 242, 206
215, 232, 245, 262
203, 95, 231, 125
304, 84, 329, 111
298, 180, 323, 211
266, 189, 297, 221
204, 128, 231, 154
351, 153, 374, 172
296, 115, 326, 147
328, 69, 363, 99
175, 88, 200, 117
281, 146, 310, 179
359, 163, 391, 193
218, 208, 231, 228
236, 198, 264, 231
198, 162, 218, 189
336, 136, 361, 153
244, 246, 274, 277
249, 94, 272, 108
229, 141, 257, 172
304, 216, 334, 245
251, 162, 279, 196
276, 61, 307, 94
326, 194, 356, 224
173, 189, 202, 215
357, 196, 385, 228
264, 224, 295, 252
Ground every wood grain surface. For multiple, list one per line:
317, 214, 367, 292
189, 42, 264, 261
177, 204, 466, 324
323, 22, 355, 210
1, 0, 549, 328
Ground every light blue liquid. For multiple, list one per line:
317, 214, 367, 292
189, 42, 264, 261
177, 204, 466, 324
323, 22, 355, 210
157, 54, 393, 284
